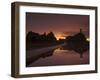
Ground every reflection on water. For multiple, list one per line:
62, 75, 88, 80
27, 45, 89, 67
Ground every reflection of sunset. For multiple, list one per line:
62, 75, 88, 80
55, 33, 66, 40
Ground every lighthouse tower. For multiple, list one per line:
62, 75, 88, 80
80, 28, 82, 33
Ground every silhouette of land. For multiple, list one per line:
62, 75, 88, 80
64, 29, 89, 58
26, 31, 64, 50
26, 29, 89, 66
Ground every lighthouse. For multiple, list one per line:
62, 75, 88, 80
80, 28, 82, 33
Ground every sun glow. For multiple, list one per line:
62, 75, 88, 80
55, 33, 66, 40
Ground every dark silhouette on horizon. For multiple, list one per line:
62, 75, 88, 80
26, 29, 89, 57
65, 29, 89, 58
26, 31, 57, 42
26, 29, 89, 66
26, 31, 58, 50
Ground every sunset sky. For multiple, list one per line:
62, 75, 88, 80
26, 13, 89, 40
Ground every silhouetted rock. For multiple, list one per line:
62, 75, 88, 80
26, 31, 40, 42
40, 32, 47, 41
46, 32, 57, 42
26, 31, 57, 42
65, 29, 89, 58
26, 31, 58, 50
